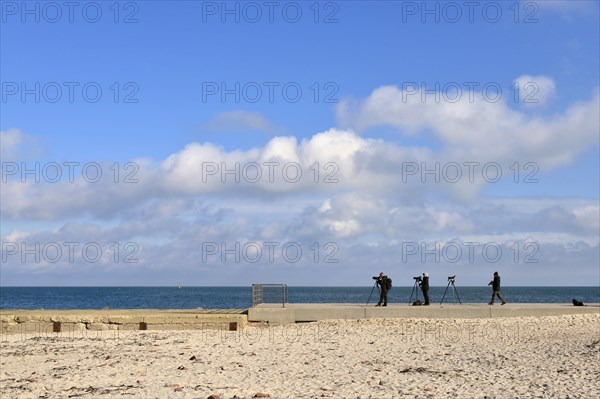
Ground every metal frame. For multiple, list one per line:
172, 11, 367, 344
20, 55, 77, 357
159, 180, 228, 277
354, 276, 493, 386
252, 283, 288, 307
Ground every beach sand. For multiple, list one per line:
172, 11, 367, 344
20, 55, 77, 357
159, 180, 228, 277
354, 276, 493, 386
1, 314, 599, 398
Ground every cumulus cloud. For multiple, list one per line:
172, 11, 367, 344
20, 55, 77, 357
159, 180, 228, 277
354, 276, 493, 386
1, 81, 598, 285
0, 129, 22, 158
336, 84, 599, 169
0, 128, 483, 221
513, 75, 556, 106
0, 129, 41, 162
4, 80, 597, 222
2, 195, 598, 285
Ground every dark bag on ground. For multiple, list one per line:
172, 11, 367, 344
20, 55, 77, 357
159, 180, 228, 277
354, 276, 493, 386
412, 300, 422, 306
572, 299, 584, 306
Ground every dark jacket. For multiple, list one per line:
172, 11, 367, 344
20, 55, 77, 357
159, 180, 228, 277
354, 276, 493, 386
421, 276, 429, 291
489, 275, 501, 291
377, 276, 389, 293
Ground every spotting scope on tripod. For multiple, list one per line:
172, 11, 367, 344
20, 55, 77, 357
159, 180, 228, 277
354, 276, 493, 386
366, 278, 380, 306
440, 275, 462, 305
408, 275, 422, 304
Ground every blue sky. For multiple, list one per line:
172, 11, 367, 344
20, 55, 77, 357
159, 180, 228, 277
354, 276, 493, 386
1, 0, 599, 286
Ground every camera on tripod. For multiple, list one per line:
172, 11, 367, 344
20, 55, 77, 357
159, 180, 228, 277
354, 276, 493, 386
448, 275, 456, 282
413, 276, 422, 282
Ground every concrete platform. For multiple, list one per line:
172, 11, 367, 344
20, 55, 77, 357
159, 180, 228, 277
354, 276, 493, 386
247, 303, 600, 324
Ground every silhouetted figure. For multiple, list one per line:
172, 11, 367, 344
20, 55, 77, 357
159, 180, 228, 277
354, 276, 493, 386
420, 272, 430, 305
375, 272, 390, 306
488, 271, 507, 305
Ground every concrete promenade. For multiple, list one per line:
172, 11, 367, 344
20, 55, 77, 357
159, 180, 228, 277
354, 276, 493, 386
1, 304, 598, 333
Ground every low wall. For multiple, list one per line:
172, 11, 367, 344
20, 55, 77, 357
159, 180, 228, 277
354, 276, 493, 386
0, 309, 248, 334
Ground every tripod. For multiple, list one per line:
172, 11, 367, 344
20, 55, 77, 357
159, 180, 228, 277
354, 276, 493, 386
408, 278, 421, 304
366, 281, 380, 306
440, 276, 462, 305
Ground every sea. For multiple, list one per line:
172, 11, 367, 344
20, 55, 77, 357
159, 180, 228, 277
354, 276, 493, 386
1, 286, 599, 309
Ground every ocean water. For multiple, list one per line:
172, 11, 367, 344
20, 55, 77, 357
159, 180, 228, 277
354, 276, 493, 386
1, 286, 599, 309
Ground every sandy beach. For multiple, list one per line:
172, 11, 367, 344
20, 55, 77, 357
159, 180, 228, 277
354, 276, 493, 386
1, 313, 599, 398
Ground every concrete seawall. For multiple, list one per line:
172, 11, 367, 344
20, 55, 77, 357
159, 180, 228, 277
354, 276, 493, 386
1, 304, 598, 333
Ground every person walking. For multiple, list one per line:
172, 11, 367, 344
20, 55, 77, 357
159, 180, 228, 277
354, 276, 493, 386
488, 271, 507, 305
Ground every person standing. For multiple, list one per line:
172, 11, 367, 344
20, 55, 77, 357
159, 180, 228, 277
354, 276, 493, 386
375, 272, 390, 307
420, 272, 430, 305
488, 271, 507, 305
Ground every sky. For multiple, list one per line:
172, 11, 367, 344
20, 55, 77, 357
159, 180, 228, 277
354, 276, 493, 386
0, 0, 599, 287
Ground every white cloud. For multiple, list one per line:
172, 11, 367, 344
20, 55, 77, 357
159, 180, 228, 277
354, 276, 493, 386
513, 75, 556, 106
0, 129, 22, 158
2, 195, 598, 285
0, 129, 41, 162
2, 103, 598, 221
1, 80, 598, 285
336, 84, 599, 170
571, 204, 600, 232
